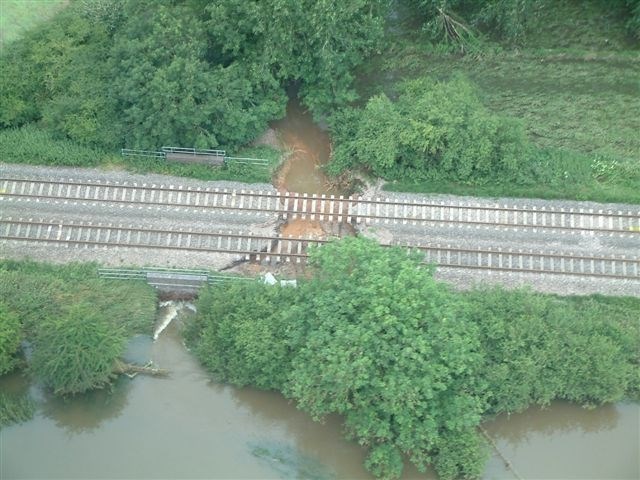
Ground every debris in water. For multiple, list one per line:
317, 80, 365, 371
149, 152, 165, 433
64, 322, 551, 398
249, 441, 334, 480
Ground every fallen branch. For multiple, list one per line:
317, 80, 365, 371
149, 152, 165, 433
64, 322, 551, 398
479, 425, 523, 480
113, 359, 170, 378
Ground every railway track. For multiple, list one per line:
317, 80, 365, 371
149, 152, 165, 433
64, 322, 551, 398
2, 177, 639, 234
2, 218, 638, 279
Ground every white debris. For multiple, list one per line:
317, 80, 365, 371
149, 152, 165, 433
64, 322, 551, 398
263, 272, 278, 285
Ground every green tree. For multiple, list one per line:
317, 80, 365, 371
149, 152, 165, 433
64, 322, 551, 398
110, 0, 286, 150
284, 237, 488, 479
189, 281, 297, 390
30, 302, 126, 395
205, 0, 388, 115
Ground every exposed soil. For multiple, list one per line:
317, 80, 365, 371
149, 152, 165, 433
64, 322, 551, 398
280, 219, 326, 238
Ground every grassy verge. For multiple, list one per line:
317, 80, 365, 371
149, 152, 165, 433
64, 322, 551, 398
356, 0, 639, 204
0, 125, 280, 184
385, 147, 640, 204
0, 260, 157, 338
0, 260, 158, 395
0, 0, 67, 46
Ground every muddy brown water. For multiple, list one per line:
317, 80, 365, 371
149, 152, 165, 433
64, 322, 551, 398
1, 304, 638, 479
2, 101, 638, 479
273, 99, 341, 196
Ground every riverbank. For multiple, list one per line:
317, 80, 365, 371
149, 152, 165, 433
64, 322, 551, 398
2, 296, 638, 480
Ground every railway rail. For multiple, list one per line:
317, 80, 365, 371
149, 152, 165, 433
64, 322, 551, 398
2, 218, 638, 279
2, 177, 639, 234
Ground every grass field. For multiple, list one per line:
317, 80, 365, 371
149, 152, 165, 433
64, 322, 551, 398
357, 0, 640, 203
0, 0, 67, 45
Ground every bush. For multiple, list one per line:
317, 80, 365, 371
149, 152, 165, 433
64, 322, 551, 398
0, 393, 35, 430
0, 302, 22, 375
188, 281, 297, 391
30, 302, 126, 395
329, 75, 531, 185
469, 288, 640, 413
0, 260, 157, 395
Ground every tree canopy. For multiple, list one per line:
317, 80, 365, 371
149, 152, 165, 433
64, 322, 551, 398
283, 238, 488, 479
0, 0, 387, 151
188, 237, 640, 479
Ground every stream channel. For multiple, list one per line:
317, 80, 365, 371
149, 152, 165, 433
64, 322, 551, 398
1, 100, 638, 479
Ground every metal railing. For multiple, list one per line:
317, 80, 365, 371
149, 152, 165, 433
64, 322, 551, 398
98, 267, 254, 286
121, 147, 269, 168
121, 149, 165, 159
224, 156, 270, 167
161, 146, 226, 157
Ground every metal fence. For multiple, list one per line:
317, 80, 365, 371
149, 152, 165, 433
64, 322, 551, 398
98, 267, 254, 288
161, 146, 226, 158
121, 148, 165, 159
121, 147, 269, 168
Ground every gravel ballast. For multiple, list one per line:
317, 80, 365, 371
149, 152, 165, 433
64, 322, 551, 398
2, 164, 638, 296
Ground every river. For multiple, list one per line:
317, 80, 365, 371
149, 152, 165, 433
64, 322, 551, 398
1, 304, 637, 479
1, 100, 638, 479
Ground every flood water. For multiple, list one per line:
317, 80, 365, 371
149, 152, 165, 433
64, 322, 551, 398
1, 303, 638, 479
1, 307, 373, 480
272, 99, 340, 195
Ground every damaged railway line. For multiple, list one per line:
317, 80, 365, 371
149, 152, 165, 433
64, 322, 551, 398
1, 173, 639, 287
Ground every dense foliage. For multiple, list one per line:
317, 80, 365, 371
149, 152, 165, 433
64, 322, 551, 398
1, 0, 386, 152
329, 75, 531, 184
0, 126, 281, 184
188, 237, 640, 479
0, 393, 35, 430
0, 261, 156, 395
0, 302, 22, 375
186, 281, 297, 390
30, 303, 126, 395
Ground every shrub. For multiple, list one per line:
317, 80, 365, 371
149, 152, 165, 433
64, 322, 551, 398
329, 75, 531, 185
30, 302, 126, 395
0, 393, 35, 430
0, 302, 22, 375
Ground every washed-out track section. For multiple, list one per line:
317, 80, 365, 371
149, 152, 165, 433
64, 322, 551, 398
2, 218, 638, 279
2, 177, 639, 235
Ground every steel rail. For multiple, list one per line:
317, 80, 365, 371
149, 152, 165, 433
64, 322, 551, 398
2, 218, 637, 279
2, 177, 638, 234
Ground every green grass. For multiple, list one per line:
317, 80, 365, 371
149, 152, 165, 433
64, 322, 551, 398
385, 174, 640, 204
357, 0, 640, 204
385, 148, 640, 204
0, 125, 280, 184
0, 0, 67, 46
0, 260, 157, 337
